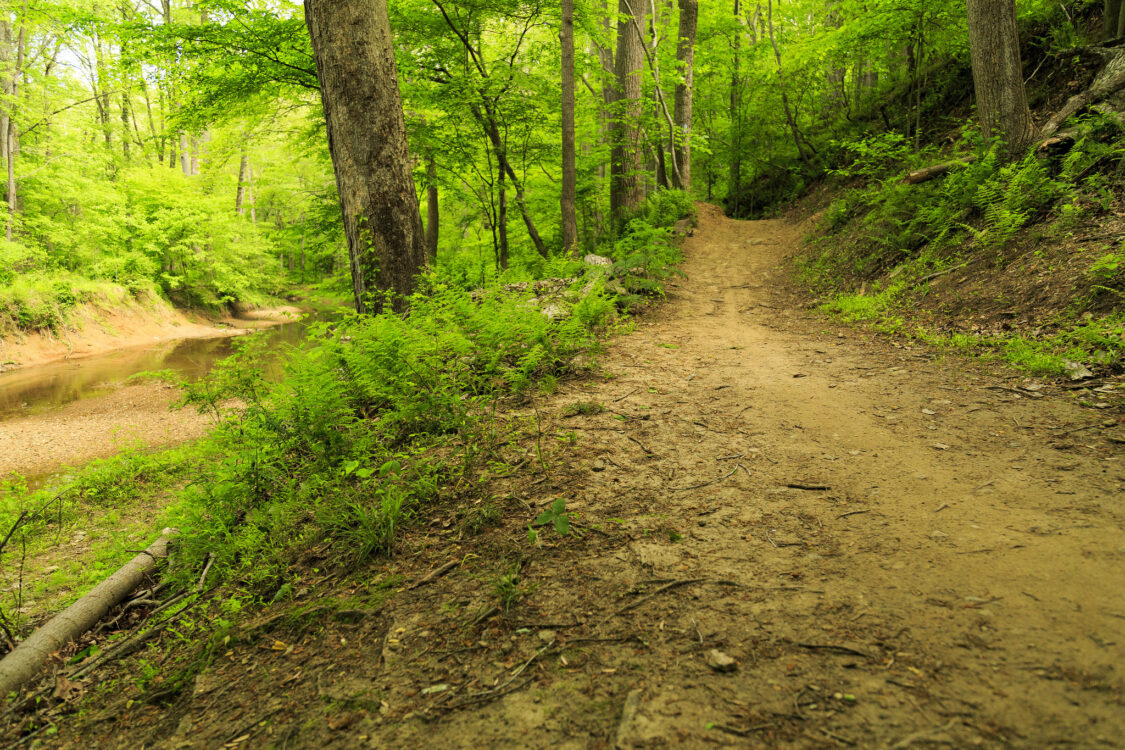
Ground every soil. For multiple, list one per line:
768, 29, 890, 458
17, 207, 1125, 748
0, 381, 215, 479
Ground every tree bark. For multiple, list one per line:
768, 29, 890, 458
561, 0, 579, 252
767, 0, 810, 168
966, 0, 1034, 156
610, 0, 647, 222
728, 0, 742, 216
236, 149, 249, 214
425, 154, 439, 264
672, 0, 697, 191
5, 20, 22, 242
305, 0, 425, 314
1106, 0, 1122, 40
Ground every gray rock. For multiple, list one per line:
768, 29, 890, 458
706, 649, 737, 673
1063, 360, 1094, 381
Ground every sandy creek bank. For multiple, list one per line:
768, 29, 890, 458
0, 304, 304, 479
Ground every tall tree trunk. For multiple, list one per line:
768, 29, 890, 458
610, 0, 647, 222
236, 149, 249, 214
1106, 0, 1122, 40
425, 154, 439, 264
966, 0, 1034, 157
767, 0, 811, 168
728, 0, 742, 216
672, 0, 697, 191
305, 0, 425, 314
247, 165, 257, 224
179, 131, 190, 175
472, 103, 548, 257
496, 155, 509, 270
560, 0, 579, 252
5, 20, 23, 242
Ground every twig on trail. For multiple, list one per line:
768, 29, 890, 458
787, 482, 831, 491
408, 560, 459, 590
915, 263, 967, 286
836, 509, 870, 520
469, 606, 500, 627
766, 530, 778, 548
712, 723, 775, 737
934, 503, 950, 513
737, 405, 753, 417
888, 720, 958, 749
443, 640, 555, 711
673, 465, 739, 491
819, 727, 858, 746
626, 435, 655, 456
613, 579, 706, 616
614, 389, 638, 403
796, 643, 873, 659
984, 385, 1043, 399
716, 454, 744, 461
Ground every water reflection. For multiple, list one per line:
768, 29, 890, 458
0, 311, 331, 422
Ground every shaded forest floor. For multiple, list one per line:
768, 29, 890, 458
38, 206, 1125, 748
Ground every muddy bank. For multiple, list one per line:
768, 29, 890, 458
0, 301, 301, 371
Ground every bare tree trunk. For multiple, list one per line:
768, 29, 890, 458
672, 0, 697, 191
767, 0, 811, 168
610, 0, 647, 222
560, 0, 579, 252
1107, 0, 1123, 40
425, 155, 439, 264
728, 0, 742, 216
179, 131, 190, 175
247, 165, 257, 224
6, 20, 23, 242
497, 156, 509, 270
967, 0, 1034, 156
305, 0, 425, 314
236, 149, 249, 214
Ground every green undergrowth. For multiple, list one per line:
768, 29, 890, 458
803, 115, 1125, 377
0, 189, 692, 639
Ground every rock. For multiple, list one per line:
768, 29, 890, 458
538, 629, 557, 644
931, 443, 950, 450
673, 218, 694, 237
1063, 360, 1094, 381
583, 253, 613, 268
591, 458, 606, 472
706, 649, 737, 673
541, 302, 569, 321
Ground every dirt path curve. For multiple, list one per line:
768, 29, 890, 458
52, 207, 1125, 749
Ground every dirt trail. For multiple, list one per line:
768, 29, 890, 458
46, 207, 1125, 748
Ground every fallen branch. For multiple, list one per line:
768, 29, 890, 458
915, 263, 967, 286
904, 157, 975, 185
673, 465, 740, 491
0, 530, 177, 699
613, 578, 706, 616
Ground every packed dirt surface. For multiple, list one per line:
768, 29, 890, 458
34, 207, 1125, 748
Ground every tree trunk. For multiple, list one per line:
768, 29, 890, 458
767, 0, 810, 168
1106, 0, 1122, 40
966, 0, 1034, 156
425, 155, 439, 264
560, 0, 579, 252
610, 0, 647, 222
236, 150, 248, 214
305, 0, 425, 314
179, 131, 190, 175
728, 0, 742, 216
497, 157, 509, 270
672, 0, 697, 191
6, 21, 22, 242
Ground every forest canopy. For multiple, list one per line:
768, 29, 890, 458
0, 0, 1116, 329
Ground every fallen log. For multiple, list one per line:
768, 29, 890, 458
904, 157, 976, 185
0, 529, 176, 700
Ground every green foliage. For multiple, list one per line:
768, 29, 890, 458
533, 497, 571, 537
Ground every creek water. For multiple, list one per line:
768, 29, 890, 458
0, 312, 329, 423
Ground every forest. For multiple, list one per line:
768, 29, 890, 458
0, 0, 1123, 746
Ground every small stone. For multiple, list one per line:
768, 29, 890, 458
930, 530, 949, 540
706, 649, 737, 673
538, 630, 557, 644
931, 443, 950, 451
921, 409, 936, 415
591, 458, 606, 472
1063, 360, 1094, 381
